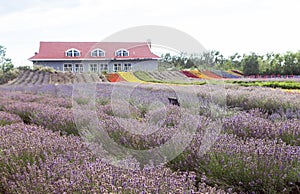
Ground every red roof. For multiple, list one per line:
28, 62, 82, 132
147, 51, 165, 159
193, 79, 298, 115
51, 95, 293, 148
29, 42, 160, 61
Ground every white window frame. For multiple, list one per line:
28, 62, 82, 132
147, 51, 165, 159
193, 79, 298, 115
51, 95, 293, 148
117, 64, 122, 71
89, 64, 98, 72
91, 49, 105, 57
113, 64, 120, 72
113, 63, 118, 72
65, 48, 81, 57
63, 64, 73, 72
99, 63, 108, 71
128, 64, 131, 71
123, 63, 131, 72
103, 64, 108, 71
115, 49, 129, 57
74, 63, 84, 73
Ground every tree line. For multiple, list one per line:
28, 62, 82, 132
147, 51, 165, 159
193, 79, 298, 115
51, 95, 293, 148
160, 51, 300, 76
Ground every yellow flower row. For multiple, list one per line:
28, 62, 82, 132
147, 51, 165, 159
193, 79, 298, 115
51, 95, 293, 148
190, 70, 211, 79
118, 72, 145, 83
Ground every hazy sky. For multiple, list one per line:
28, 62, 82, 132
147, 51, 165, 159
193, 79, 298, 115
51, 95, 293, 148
0, 0, 299, 66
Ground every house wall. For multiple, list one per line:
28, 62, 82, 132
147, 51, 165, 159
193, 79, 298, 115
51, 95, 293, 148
34, 61, 63, 71
33, 59, 158, 73
131, 60, 158, 72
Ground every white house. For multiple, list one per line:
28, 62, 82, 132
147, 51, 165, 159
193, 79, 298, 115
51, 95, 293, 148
29, 41, 160, 73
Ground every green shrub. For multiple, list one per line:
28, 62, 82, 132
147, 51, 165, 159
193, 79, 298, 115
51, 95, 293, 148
0, 69, 19, 84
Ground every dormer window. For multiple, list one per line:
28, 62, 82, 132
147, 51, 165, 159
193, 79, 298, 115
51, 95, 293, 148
115, 49, 129, 57
91, 49, 105, 57
65, 48, 80, 57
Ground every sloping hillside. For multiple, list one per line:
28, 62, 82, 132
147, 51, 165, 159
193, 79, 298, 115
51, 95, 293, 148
6, 70, 105, 85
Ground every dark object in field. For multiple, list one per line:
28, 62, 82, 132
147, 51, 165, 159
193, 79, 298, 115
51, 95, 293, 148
168, 97, 180, 106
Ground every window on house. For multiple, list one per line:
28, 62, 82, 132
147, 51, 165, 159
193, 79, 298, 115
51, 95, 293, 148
63, 64, 73, 72
103, 64, 108, 71
99, 64, 108, 71
113, 64, 118, 72
113, 64, 122, 72
74, 64, 83, 73
115, 49, 129, 57
123, 63, 131, 72
91, 49, 105, 57
117, 64, 122, 71
89, 64, 98, 72
66, 49, 80, 57
74, 51, 80, 57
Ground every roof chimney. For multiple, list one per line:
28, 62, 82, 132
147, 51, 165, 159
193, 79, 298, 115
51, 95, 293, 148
147, 39, 151, 48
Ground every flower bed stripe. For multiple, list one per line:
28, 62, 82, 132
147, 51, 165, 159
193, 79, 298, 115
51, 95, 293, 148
106, 73, 125, 82
118, 72, 145, 83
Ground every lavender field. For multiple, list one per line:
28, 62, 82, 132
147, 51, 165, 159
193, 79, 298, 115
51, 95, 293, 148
0, 82, 299, 193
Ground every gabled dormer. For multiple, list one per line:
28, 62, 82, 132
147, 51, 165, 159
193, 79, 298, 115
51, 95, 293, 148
91, 48, 105, 57
115, 49, 129, 57
65, 48, 81, 57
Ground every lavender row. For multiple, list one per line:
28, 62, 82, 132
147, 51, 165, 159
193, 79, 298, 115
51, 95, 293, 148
0, 90, 72, 108
0, 123, 226, 193
0, 100, 76, 135
0, 111, 23, 126
224, 85, 300, 115
168, 133, 300, 193
223, 109, 300, 145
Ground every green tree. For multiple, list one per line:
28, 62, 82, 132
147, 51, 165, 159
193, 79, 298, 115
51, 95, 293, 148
242, 53, 260, 76
282, 52, 297, 75
269, 53, 283, 75
294, 51, 300, 75
0, 46, 14, 72
228, 53, 242, 70
161, 52, 197, 69
190, 51, 219, 70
